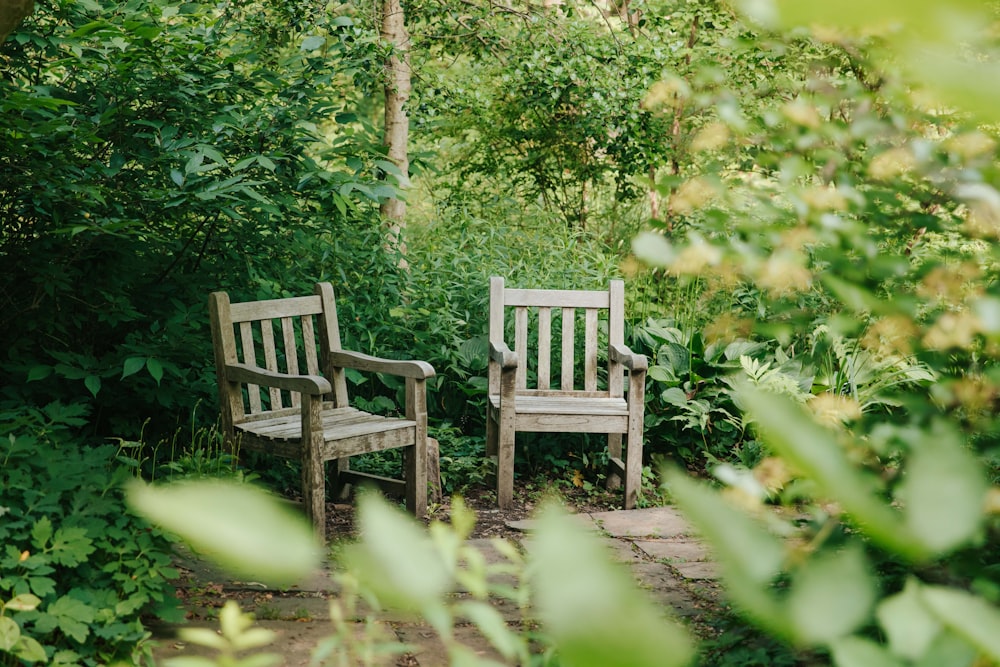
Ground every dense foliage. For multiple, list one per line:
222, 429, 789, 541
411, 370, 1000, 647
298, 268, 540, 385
4, 0, 1000, 664
0, 404, 181, 665
0, 0, 398, 439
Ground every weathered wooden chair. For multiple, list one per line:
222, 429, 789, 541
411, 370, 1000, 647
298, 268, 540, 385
208, 282, 434, 537
486, 276, 648, 510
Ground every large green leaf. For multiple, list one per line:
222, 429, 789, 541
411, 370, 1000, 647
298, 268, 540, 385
126, 480, 322, 588
665, 468, 789, 638
786, 545, 875, 644
529, 502, 695, 667
919, 585, 1000, 662
341, 493, 452, 613
895, 423, 986, 555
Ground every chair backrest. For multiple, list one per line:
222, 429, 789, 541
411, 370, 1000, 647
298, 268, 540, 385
208, 283, 349, 429
488, 276, 626, 399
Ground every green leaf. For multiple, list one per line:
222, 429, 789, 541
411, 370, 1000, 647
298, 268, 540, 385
877, 578, 941, 661
920, 585, 1000, 662
0, 616, 21, 652
27, 366, 52, 382
146, 358, 164, 384
896, 424, 986, 555
631, 231, 676, 267
787, 545, 875, 645
47, 595, 96, 643
829, 636, 905, 667
454, 600, 522, 660
342, 493, 451, 612
300, 35, 325, 51
126, 480, 321, 588
664, 467, 789, 637
121, 356, 146, 379
530, 502, 695, 667
197, 145, 228, 168
14, 635, 47, 663
6, 594, 42, 612
736, 386, 926, 560
31, 516, 53, 549
49, 526, 95, 566
84, 375, 101, 397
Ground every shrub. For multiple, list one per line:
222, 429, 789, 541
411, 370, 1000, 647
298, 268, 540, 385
0, 404, 182, 666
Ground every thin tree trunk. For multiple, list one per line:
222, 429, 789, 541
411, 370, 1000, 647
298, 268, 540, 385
380, 0, 411, 265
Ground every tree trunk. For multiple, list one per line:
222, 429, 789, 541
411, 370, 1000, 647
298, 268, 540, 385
0, 0, 34, 45
380, 0, 411, 264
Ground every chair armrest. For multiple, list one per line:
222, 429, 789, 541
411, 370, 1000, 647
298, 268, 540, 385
225, 363, 332, 394
329, 350, 435, 379
489, 341, 518, 369
610, 343, 648, 372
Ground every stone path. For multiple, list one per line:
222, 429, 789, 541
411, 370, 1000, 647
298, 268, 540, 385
150, 506, 719, 666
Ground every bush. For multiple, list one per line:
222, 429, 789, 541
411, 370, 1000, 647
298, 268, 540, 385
0, 404, 182, 666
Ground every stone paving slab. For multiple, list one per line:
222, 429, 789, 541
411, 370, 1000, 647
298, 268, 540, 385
588, 506, 694, 538
633, 538, 711, 564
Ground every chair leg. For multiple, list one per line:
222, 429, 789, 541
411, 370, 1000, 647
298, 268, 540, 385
301, 395, 327, 538
606, 433, 623, 491
404, 438, 428, 518
485, 407, 498, 458
623, 429, 642, 511
496, 410, 515, 510
301, 447, 326, 538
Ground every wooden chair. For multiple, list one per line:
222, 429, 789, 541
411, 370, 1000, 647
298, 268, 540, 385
208, 282, 434, 537
486, 276, 648, 510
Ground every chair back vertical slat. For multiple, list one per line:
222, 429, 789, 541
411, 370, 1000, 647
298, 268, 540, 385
302, 315, 319, 375
239, 321, 263, 413
608, 280, 625, 397
561, 307, 575, 390
514, 306, 529, 390
537, 307, 552, 389
260, 319, 282, 409
584, 308, 598, 392
280, 316, 301, 407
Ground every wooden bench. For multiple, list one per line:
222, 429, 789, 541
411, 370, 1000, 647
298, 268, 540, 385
208, 282, 435, 537
486, 276, 648, 509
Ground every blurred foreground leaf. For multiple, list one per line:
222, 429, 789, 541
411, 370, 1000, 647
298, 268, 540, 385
126, 479, 321, 588
530, 503, 695, 667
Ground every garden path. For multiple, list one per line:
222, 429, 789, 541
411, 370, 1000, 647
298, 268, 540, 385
150, 505, 721, 666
